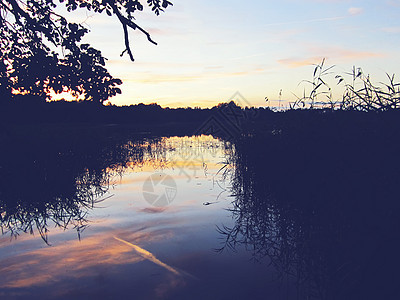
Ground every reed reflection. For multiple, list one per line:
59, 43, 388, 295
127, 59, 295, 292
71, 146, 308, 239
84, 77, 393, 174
0, 132, 170, 244
219, 120, 400, 299
0, 132, 225, 245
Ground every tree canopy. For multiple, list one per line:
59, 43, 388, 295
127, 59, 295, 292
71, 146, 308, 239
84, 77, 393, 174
0, 0, 173, 103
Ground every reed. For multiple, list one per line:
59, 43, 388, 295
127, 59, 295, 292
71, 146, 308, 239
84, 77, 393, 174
291, 59, 400, 112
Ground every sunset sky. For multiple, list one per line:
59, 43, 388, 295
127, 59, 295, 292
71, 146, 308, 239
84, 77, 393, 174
68, 0, 400, 108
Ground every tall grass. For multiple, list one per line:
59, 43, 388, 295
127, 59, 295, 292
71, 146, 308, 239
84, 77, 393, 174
292, 59, 400, 111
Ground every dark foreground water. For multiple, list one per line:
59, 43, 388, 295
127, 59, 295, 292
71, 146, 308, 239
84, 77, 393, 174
1, 131, 400, 300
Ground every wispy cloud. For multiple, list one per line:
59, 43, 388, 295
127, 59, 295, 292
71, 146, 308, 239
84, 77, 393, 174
127, 74, 201, 84
324, 47, 383, 60
278, 56, 324, 68
125, 68, 266, 84
381, 27, 400, 33
263, 16, 344, 27
107, 60, 203, 68
204, 65, 224, 70
387, 0, 400, 7
348, 7, 364, 16
308, 0, 349, 2
278, 47, 384, 69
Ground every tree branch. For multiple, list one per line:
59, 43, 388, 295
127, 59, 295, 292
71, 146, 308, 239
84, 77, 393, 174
107, 0, 157, 61
5, 0, 56, 44
121, 22, 134, 61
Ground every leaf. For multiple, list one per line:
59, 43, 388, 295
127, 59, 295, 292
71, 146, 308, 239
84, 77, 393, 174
313, 65, 318, 77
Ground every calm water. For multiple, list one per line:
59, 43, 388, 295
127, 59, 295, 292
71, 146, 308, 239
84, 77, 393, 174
1, 132, 400, 299
0, 135, 294, 300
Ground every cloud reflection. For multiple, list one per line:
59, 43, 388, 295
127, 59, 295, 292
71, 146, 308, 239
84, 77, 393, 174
114, 236, 181, 276
0, 229, 175, 289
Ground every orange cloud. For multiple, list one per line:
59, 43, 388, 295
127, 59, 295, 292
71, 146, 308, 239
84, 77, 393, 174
125, 68, 266, 84
279, 47, 384, 69
335, 49, 383, 60
277, 56, 324, 68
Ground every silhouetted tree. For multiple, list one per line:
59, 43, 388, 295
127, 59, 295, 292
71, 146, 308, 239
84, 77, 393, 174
0, 0, 172, 103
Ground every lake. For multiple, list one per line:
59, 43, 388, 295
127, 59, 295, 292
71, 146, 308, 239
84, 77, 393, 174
1, 130, 400, 300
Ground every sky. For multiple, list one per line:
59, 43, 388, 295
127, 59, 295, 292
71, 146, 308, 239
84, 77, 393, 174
64, 0, 400, 108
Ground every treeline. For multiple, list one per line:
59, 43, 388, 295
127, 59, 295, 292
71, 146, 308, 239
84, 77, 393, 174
0, 95, 268, 124
2, 94, 400, 139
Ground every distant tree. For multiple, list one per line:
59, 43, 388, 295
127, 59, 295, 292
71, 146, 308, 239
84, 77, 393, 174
0, 0, 173, 103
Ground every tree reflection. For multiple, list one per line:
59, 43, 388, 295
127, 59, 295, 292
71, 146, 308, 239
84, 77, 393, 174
0, 129, 168, 244
219, 116, 400, 299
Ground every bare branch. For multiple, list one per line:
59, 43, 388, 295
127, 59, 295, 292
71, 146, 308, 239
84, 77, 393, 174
121, 22, 134, 61
107, 0, 157, 61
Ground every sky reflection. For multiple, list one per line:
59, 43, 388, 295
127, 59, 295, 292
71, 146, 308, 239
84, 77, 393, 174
1, 135, 279, 300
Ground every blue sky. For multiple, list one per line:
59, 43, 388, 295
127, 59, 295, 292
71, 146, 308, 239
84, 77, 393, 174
66, 0, 400, 108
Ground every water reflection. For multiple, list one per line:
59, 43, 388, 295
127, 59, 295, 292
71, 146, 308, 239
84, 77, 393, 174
0, 134, 228, 244
0, 133, 172, 243
219, 130, 400, 299
1, 129, 400, 299
1, 134, 240, 300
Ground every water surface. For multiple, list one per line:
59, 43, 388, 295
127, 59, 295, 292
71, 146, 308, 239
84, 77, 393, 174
1, 132, 400, 300
0, 135, 295, 300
